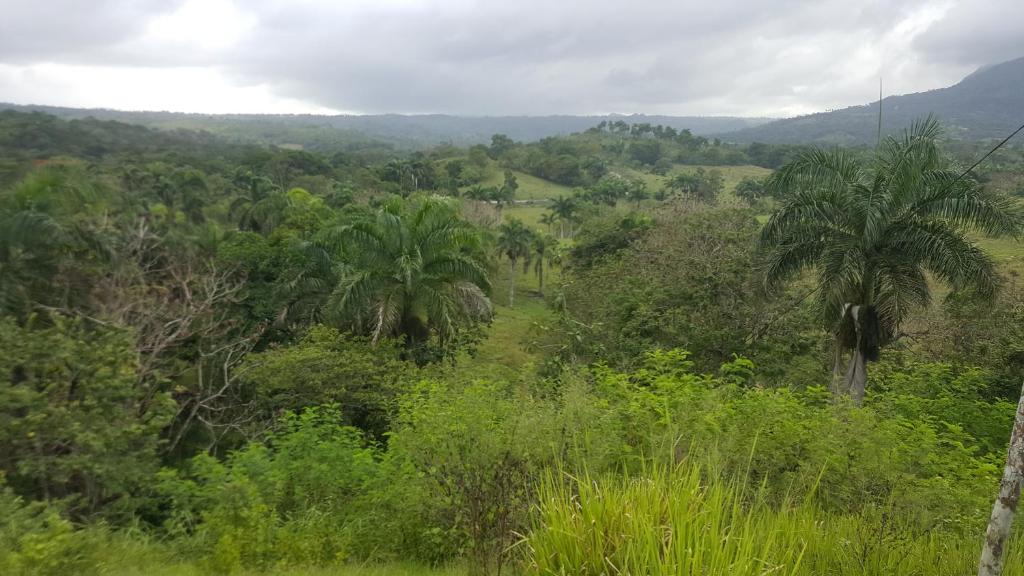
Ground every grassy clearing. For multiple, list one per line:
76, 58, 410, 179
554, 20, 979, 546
976, 234, 1024, 275
467, 257, 559, 373
462, 169, 574, 201
502, 204, 550, 229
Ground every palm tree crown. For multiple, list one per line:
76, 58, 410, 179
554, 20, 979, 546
230, 170, 288, 234
759, 117, 1023, 401
324, 197, 491, 359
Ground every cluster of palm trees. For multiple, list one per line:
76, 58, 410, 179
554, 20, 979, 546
496, 219, 560, 306
465, 184, 515, 222
541, 196, 579, 239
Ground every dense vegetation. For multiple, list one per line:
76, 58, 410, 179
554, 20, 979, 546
2, 109, 1024, 575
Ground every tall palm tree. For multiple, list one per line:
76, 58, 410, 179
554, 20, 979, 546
759, 117, 1023, 403
540, 212, 558, 235
492, 185, 515, 223
324, 197, 491, 357
531, 232, 557, 296
550, 196, 577, 238
496, 219, 534, 307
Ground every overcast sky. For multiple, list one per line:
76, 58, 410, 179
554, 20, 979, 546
0, 0, 1020, 117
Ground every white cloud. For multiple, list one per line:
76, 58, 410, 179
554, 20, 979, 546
0, 63, 341, 114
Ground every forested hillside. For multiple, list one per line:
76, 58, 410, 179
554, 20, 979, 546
2, 109, 1024, 575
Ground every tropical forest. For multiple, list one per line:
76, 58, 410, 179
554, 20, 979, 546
2, 4, 1024, 575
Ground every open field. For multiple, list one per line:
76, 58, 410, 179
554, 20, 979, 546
461, 168, 574, 201
976, 235, 1024, 275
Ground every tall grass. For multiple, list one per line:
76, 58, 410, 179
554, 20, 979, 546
522, 463, 1024, 575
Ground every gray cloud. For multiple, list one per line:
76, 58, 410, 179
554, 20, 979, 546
0, 0, 1020, 116
912, 1, 1024, 68
0, 0, 183, 63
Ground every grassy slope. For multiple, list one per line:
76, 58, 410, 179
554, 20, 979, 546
460, 259, 557, 377
470, 168, 575, 201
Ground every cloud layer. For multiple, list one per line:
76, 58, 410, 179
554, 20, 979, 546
0, 0, 1020, 116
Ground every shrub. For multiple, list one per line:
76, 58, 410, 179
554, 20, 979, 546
157, 406, 380, 572
0, 318, 175, 521
242, 326, 417, 439
0, 484, 109, 576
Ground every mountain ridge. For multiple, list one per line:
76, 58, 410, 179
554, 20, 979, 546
720, 56, 1024, 145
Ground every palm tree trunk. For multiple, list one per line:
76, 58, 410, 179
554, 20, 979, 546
831, 341, 846, 398
845, 349, 867, 405
842, 304, 868, 405
538, 261, 544, 296
978, 380, 1024, 576
508, 259, 516, 307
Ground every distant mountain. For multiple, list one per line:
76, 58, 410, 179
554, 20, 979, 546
722, 56, 1024, 145
0, 104, 772, 150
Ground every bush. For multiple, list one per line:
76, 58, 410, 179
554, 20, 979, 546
589, 349, 1001, 528
242, 326, 417, 439
382, 379, 586, 574
0, 318, 175, 521
157, 406, 380, 572
0, 485, 109, 576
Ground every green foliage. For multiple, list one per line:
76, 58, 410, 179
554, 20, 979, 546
564, 206, 816, 375
868, 356, 1016, 455
4, 108, 1024, 576
590, 350, 1001, 525
242, 326, 417, 438
0, 485, 115, 576
382, 378, 616, 573
324, 197, 492, 362
663, 167, 725, 203
0, 318, 175, 520
627, 138, 662, 165
761, 117, 1024, 352
566, 210, 651, 270
158, 406, 380, 572
0, 164, 109, 318
525, 462, 1024, 576
734, 175, 767, 204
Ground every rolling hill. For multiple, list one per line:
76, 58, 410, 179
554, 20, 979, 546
0, 104, 771, 150
722, 56, 1024, 145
